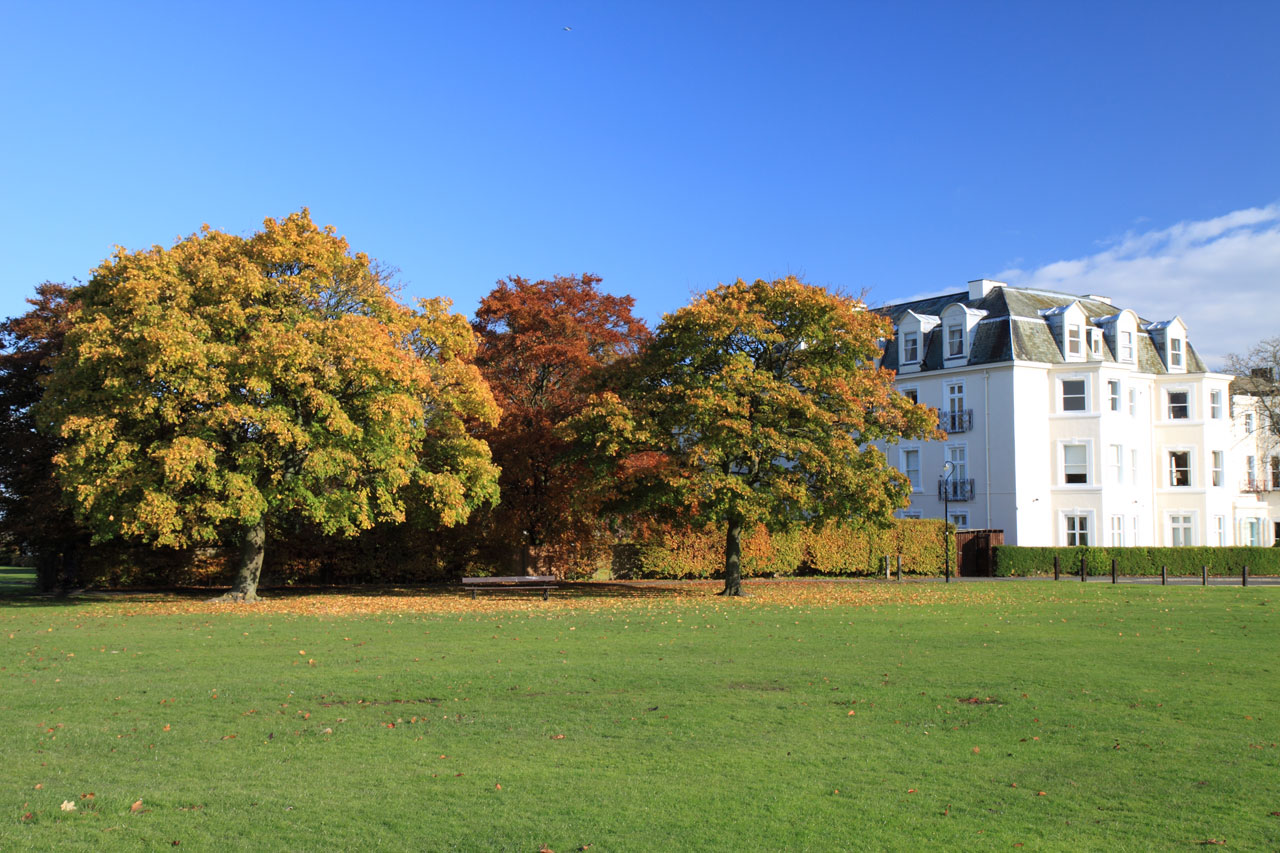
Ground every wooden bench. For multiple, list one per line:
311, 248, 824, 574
461, 575, 559, 600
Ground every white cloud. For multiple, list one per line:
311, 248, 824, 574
998, 204, 1280, 370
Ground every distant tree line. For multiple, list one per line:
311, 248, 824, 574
0, 210, 938, 599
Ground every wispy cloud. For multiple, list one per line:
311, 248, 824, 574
998, 204, 1280, 369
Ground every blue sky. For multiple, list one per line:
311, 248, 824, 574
2, 1, 1277, 365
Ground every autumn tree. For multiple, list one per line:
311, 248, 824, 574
471, 274, 648, 573
0, 283, 87, 590
569, 276, 940, 596
39, 211, 499, 600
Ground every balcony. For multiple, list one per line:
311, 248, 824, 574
941, 409, 973, 433
1242, 478, 1274, 494
938, 477, 976, 502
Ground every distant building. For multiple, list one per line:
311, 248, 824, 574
874, 279, 1271, 547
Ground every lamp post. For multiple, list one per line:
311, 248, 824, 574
942, 460, 954, 583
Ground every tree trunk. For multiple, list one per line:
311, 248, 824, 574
718, 510, 747, 597
215, 520, 265, 602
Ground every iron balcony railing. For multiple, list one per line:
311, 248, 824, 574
938, 477, 976, 501
941, 409, 973, 433
1242, 478, 1273, 494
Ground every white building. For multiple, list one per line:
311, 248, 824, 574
876, 279, 1273, 547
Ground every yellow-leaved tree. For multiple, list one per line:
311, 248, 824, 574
568, 276, 940, 595
39, 211, 500, 600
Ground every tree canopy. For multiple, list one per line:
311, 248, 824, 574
569, 276, 940, 595
471, 273, 648, 572
38, 211, 499, 599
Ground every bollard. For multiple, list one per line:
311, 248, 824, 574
1080, 553, 1087, 582
1161, 565, 1167, 586
1054, 555, 1059, 581
897, 555, 902, 582
884, 555, 891, 580
1111, 558, 1118, 584
1202, 565, 1208, 586
1243, 565, 1249, 587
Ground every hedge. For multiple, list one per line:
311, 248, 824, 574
611, 518, 953, 579
992, 546, 1280, 577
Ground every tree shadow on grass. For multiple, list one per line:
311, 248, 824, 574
0, 578, 703, 609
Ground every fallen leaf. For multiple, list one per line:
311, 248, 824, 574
80, 793, 95, 800
131, 799, 145, 813
907, 789, 917, 794
61, 801, 76, 812
1037, 791, 1047, 796
163, 724, 171, 732
22, 812, 33, 821
971, 747, 980, 754
221, 734, 236, 740
34, 783, 42, 790
551, 734, 566, 740
847, 710, 856, 716
495, 784, 502, 790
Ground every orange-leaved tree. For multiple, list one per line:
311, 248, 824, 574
471, 274, 649, 574
568, 276, 940, 595
38, 211, 500, 600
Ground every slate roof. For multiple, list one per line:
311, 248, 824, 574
875, 285, 1208, 374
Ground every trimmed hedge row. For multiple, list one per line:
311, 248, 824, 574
612, 518, 953, 579
992, 546, 1280, 577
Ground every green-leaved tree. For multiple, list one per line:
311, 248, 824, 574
39, 211, 499, 600
569, 276, 940, 595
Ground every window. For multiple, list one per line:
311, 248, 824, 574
1171, 515, 1192, 547
900, 511, 922, 520
946, 382, 966, 431
1108, 444, 1123, 484
1062, 379, 1087, 412
1210, 390, 1222, 419
1128, 388, 1137, 416
1214, 515, 1226, 546
947, 445, 967, 482
1063, 444, 1088, 484
1245, 518, 1261, 547
1110, 516, 1124, 546
1108, 380, 1121, 411
1167, 390, 1189, 419
1067, 325, 1082, 356
1131, 515, 1139, 546
1168, 451, 1191, 486
1272, 457, 1280, 489
902, 449, 920, 491
903, 333, 919, 363
1245, 413, 1255, 433
1120, 330, 1134, 362
1130, 448, 1139, 484
947, 325, 964, 357
1169, 337, 1183, 368
1212, 451, 1224, 487
901, 387, 918, 404
1065, 515, 1089, 546
1246, 456, 1257, 489
1087, 328, 1102, 357
949, 512, 968, 529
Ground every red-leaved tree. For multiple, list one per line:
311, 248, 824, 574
471, 274, 649, 575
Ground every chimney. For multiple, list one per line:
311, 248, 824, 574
967, 279, 1005, 300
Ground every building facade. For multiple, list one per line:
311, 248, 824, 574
876, 279, 1272, 547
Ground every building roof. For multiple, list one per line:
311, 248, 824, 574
875, 285, 1208, 374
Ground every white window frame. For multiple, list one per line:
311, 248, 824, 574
1108, 444, 1123, 485
1210, 390, 1222, 419
1211, 450, 1224, 487
947, 325, 964, 358
1128, 387, 1137, 416
1214, 515, 1226, 546
1168, 449, 1192, 487
1062, 442, 1090, 486
949, 512, 968, 529
901, 448, 921, 492
1169, 337, 1184, 368
1169, 513, 1194, 547
1061, 378, 1088, 413
900, 386, 918, 404
902, 333, 919, 364
1110, 515, 1124, 547
1063, 512, 1092, 546
1244, 517, 1262, 547
1167, 389, 1190, 420
1067, 325, 1082, 356
1120, 330, 1135, 362
1087, 328, 1102, 357
1108, 380, 1121, 412
1245, 413, 1255, 433
1130, 448, 1139, 484
1246, 455, 1257, 489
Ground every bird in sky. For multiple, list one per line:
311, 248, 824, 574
563, 26, 572, 31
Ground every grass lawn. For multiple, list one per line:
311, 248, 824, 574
1, 579, 1277, 851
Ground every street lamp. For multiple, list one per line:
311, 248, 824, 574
941, 460, 955, 583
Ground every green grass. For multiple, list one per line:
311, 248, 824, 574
1, 583, 1278, 851
0, 567, 36, 595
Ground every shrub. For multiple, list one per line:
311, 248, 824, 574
993, 546, 1280, 577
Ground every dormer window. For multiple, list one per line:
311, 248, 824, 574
947, 325, 964, 358
1087, 328, 1101, 357
903, 333, 919, 364
1067, 325, 1082, 356
1120, 330, 1134, 362
1169, 338, 1183, 368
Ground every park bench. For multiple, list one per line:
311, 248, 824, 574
461, 575, 559, 600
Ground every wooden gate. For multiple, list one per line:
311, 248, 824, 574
955, 529, 1004, 577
